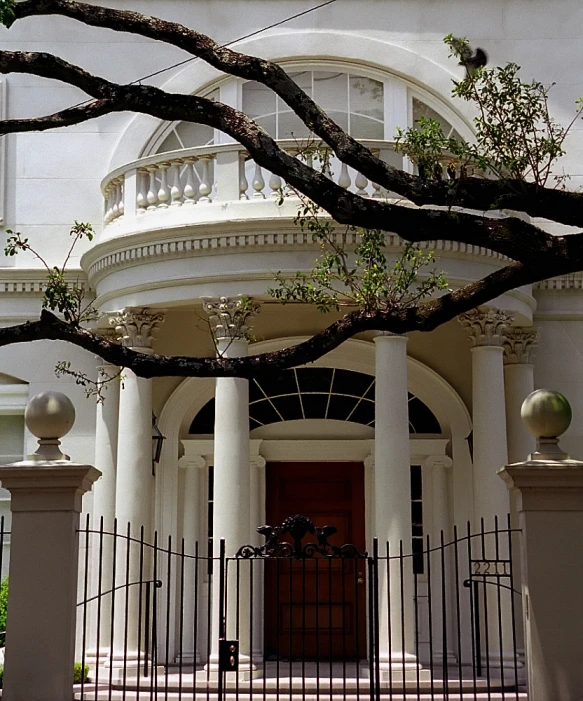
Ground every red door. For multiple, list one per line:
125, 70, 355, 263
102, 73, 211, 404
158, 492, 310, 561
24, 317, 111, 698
264, 462, 366, 660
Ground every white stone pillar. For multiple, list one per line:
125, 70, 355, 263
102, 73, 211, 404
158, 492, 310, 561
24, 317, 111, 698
0, 392, 101, 701
423, 455, 456, 668
503, 326, 538, 670
503, 328, 538, 464
373, 333, 419, 679
459, 307, 517, 679
203, 296, 258, 675
249, 449, 266, 664
459, 307, 513, 526
177, 455, 206, 664
499, 389, 583, 701
109, 308, 165, 674
89, 357, 120, 663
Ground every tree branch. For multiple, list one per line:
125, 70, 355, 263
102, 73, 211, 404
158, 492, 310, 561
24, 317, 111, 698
0, 261, 564, 378
9, 0, 583, 229
0, 49, 571, 266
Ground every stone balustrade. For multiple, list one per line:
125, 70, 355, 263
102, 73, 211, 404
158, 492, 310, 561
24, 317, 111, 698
101, 140, 402, 227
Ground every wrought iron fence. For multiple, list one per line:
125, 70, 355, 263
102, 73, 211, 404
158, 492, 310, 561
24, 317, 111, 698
74, 515, 526, 700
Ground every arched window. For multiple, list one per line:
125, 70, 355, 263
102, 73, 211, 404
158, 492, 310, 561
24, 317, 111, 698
189, 367, 441, 434
146, 68, 466, 156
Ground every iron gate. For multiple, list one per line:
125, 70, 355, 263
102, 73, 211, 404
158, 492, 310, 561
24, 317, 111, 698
74, 514, 525, 699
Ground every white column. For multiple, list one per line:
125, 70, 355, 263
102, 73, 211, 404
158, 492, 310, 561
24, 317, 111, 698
459, 307, 513, 526
249, 450, 266, 664
503, 327, 538, 674
459, 307, 518, 679
89, 358, 120, 663
503, 328, 538, 464
423, 455, 456, 667
177, 455, 206, 664
203, 296, 258, 674
373, 333, 420, 679
109, 308, 165, 674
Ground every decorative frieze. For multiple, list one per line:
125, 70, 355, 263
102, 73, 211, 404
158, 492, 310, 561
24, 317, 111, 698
423, 455, 453, 470
458, 306, 514, 347
111, 307, 165, 349
503, 327, 539, 365
202, 295, 259, 340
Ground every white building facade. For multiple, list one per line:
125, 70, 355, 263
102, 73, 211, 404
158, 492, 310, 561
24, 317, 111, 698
0, 0, 582, 676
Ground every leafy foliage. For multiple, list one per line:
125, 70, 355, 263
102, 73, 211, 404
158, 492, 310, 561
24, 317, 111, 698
0, 577, 8, 646
5, 222, 97, 324
73, 662, 89, 684
0, 0, 15, 27
270, 190, 449, 313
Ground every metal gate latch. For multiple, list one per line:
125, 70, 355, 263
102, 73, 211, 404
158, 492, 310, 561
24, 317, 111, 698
218, 639, 239, 672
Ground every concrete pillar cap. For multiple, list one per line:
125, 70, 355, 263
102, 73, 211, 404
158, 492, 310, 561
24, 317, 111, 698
24, 391, 75, 461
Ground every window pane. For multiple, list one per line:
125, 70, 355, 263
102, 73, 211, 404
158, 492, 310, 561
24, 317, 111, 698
0, 415, 24, 464
287, 71, 313, 97
157, 131, 182, 154
243, 81, 277, 119
350, 76, 383, 121
313, 71, 348, 113
277, 110, 311, 139
175, 122, 214, 147
349, 114, 384, 140
412, 97, 459, 138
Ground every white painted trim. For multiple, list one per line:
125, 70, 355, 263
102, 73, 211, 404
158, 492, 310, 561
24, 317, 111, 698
0, 385, 28, 414
0, 79, 6, 225
180, 437, 449, 464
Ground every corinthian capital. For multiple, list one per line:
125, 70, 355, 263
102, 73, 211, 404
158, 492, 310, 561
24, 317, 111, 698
111, 308, 166, 349
458, 306, 513, 347
503, 326, 539, 365
202, 295, 259, 340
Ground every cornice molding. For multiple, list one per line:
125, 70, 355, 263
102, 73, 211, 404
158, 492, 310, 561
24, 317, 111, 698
0, 269, 87, 295
82, 224, 510, 290
535, 273, 583, 291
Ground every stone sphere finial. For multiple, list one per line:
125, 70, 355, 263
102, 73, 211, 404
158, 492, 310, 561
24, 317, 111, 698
24, 391, 75, 461
521, 389, 572, 460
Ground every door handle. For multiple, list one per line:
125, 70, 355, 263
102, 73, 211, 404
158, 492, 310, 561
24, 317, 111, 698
357, 571, 364, 585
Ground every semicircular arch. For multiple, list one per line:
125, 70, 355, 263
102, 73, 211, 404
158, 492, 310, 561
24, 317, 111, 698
109, 30, 476, 170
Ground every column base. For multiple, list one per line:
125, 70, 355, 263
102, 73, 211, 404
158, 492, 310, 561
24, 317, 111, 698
480, 653, 525, 684
174, 650, 201, 665
204, 653, 261, 681
377, 653, 429, 683
105, 650, 165, 683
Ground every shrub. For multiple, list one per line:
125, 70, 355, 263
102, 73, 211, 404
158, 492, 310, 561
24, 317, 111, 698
73, 662, 89, 684
0, 577, 7, 646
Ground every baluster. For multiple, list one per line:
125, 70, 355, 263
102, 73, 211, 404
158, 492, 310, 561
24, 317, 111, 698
170, 161, 183, 207
117, 180, 124, 217
198, 155, 213, 203
372, 181, 383, 199
157, 162, 170, 209
338, 162, 351, 189
136, 170, 147, 214
146, 166, 159, 211
269, 171, 283, 198
111, 181, 119, 220
103, 186, 113, 224
355, 171, 369, 196
252, 162, 266, 198
183, 158, 197, 205
239, 153, 249, 200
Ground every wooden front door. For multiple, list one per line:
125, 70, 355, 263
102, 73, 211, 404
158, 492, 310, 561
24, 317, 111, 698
265, 462, 366, 660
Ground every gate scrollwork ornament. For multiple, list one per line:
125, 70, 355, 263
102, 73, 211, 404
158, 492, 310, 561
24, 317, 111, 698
235, 514, 367, 559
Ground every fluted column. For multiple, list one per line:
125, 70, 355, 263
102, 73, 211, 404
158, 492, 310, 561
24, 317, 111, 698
109, 307, 165, 673
503, 328, 539, 464
250, 451, 266, 664
423, 455, 456, 668
373, 332, 419, 679
177, 455, 206, 665
89, 335, 121, 664
203, 296, 259, 675
503, 327, 537, 676
459, 307, 513, 526
459, 307, 517, 679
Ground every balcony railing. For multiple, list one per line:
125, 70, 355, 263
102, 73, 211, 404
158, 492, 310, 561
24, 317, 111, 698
101, 140, 483, 229
100, 140, 409, 228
